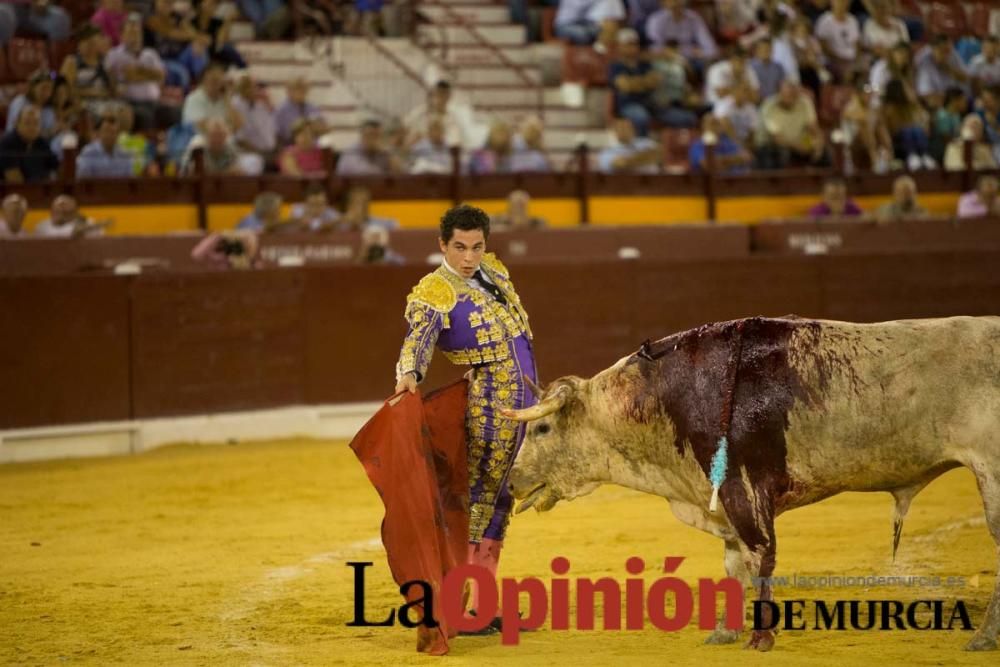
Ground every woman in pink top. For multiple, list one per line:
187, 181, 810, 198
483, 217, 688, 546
91, 0, 128, 46
957, 175, 1000, 219
279, 119, 326, 176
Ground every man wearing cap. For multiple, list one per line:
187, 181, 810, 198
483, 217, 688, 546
394, 204, 538, 634
609, 27, 697, 135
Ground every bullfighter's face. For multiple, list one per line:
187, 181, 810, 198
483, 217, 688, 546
503, 378, 605, 514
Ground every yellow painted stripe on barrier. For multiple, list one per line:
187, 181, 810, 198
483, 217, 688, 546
589, 197, 707, 225
22, 205, 200, 234
370, 200, 453, 228
465, 198, 581, 228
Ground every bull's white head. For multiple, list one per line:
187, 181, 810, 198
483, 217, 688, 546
503, 376, 605, 514
503, 360, 685, 514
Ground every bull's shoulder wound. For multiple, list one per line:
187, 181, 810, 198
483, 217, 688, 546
407, 271, 457, 314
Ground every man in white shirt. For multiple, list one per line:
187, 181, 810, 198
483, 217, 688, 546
705, 45, 760, 105
862, 0, 908, 59
104, 14, 177, 130
0, 193, 27, 238
554, 0, 626, 52
813, 0, 860, 82
969, 36, 1000, 90
34, 195, 109, 238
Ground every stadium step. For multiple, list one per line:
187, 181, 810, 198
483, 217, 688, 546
452, 66, 542, 86
264, 81, 359, 107
464, 86, 567, 107
486, 106, 592, 128
417, 24, 526, 46
239, 40, 312, 64
417, 4, 513, 24
442, 45, 535, 66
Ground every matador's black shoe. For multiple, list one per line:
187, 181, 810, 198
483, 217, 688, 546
457, 610, 499, 636
489, 612, 537, 632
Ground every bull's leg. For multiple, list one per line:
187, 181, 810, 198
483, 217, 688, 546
718, 481, 779, 652
966, 468, 1000, 652
705, 539, 750, 645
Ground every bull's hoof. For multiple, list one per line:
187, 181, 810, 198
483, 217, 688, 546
964, 634, 998, 651
704, 628, 741, 645
742, 630, 775, 652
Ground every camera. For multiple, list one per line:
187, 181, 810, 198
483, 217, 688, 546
216, 238, 246, 257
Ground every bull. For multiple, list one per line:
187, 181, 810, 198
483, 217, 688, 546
502, 315, 1000, 651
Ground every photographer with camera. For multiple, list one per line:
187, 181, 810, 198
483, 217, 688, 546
190, 230, 260, 269
357, 225, 404, 265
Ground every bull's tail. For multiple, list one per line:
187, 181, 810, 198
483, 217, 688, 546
890, 483, 930, 561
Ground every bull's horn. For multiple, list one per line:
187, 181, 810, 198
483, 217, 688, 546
502, 384, 572, 421
523, 374, 544, 399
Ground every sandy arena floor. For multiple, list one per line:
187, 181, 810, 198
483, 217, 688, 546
1, 438, 998, 666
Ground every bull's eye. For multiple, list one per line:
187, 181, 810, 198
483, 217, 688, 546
535, 423, 551, 436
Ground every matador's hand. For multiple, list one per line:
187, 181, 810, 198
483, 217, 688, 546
395, 373, 418, 394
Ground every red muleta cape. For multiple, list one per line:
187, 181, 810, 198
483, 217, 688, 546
348, 380, 469, 655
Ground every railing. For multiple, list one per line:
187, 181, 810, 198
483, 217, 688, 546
415, 0, 545, 119
7, 138, 984, 231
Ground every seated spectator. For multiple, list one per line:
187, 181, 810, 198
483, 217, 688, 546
275, 78, 326, 146
335, 118, 403, 176
957, 175, 1000, 218
115, 104, 158, 176
231, 73, 277, 159
409, 115, 454, 174
611, 28, 697, 135
290, 184, 341, 231
92, 0, 128, 47
5, 71, 56, 139
145, 0, 208, 91
626, 0, 661, 33
969, 37, 1000, 91
808, 178, 863, 218
468, 120, 516, 174
182, 62, 243, 133
0, 1, 71, 44
34, 195, 111, 237
191, 230, 261, 269
105, 14, 179, 131
705, 45, 760, 105
339, 186, 399, 231
76, 111, 135, 178
944, 114, 999, 171
183, 118, 257, 175
930, 87, 967, 164
279, 119, 326, 176
716, 0, 759, 43
193, 0, 248, 70
357, 226, 406, 265
880, 78, 935, 171
597, 117, 660, 173
714, 83, 759, 148
404, 80, 482, 150
755, 82, 826, 168
237, 0, 291, 39
0, 194, 28, 238
237, 192, 284, 232
60, 23, 118, 118
750, 38, 785, 100
870, 41, 915, 99
688, 113, 753, 173
916, 36, 970, 109
789, 14, 827, 100
840, 79, 892, 172
876, 175, 928, 222
554, 0, 625, 52
650, 39, 696, 110
813, 0, 859, 83
0, 106, 59, 183
645, 0, 718, 71
976, 87, 1000, 156
862, 0, 908, 61
512, 116, 553, 171
491, 190, 548, 230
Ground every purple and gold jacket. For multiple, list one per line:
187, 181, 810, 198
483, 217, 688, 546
395, 253, 532, 380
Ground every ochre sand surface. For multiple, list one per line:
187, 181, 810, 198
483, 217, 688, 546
1, 438, 997, 666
